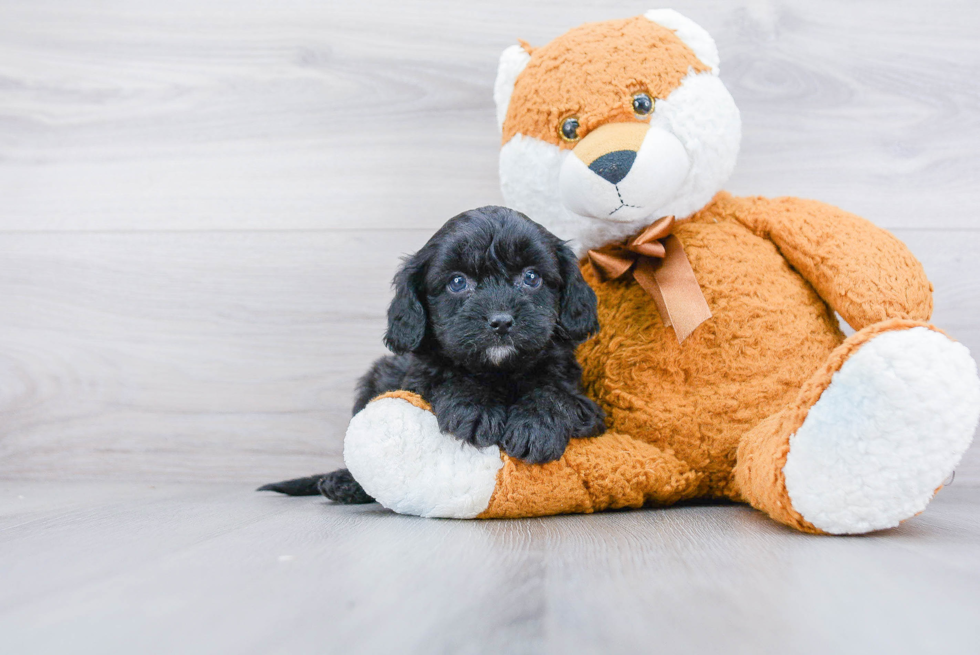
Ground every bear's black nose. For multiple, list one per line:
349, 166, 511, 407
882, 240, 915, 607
488, 313, 514, 335
589, 150, 637, 185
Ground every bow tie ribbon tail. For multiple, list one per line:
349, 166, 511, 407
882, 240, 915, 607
632, 235, 711, 343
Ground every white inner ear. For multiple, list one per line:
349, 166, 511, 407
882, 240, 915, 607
494, 44, 532, 132
644, 8, 720, 74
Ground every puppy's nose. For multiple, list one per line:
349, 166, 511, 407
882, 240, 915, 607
588, 150, 636, 185
488, 313, 514, 335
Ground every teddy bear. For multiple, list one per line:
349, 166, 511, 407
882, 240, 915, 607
341, 9, 980, 534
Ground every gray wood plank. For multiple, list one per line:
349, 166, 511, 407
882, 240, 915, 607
1, 0, 978, 231
0, 227, 978, 481
0, 230, 427, 480
0, 481, 978, 655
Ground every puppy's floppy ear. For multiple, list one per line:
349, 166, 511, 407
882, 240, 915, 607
384, 253, 429, 354
556, 241, 599, 342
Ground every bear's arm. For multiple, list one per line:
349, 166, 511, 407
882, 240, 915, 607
731, 195, 932, 330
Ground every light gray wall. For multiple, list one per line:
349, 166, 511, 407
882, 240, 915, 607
1, 0, 978, 483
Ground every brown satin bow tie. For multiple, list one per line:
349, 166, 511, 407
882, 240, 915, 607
587, 216, 712, 343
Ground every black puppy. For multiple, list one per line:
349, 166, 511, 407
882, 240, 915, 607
260, 206, 605, 503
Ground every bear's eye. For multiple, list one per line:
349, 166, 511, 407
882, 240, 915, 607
447, 274, 468, 293
522, 269, 542, 288
559, 117, 580, 142
632, 92, 654, 116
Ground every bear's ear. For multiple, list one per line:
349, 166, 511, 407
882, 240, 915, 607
494, 43, 532, 133
644, 9, 720, 74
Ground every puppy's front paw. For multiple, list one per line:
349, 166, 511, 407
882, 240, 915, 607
438, 403, 508, 449
502, 411, 569, 464
569, 395, 606, 439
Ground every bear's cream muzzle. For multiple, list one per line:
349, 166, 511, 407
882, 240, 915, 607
559, 122, 691, 224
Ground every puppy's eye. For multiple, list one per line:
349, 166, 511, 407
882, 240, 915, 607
522, 269, 541, 288
632, 92, 654, 116
447, 274, 468, 293
559, 117, 580, 142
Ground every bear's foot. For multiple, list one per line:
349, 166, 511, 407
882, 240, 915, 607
344, 392, 700, 519
738, 320, 980, 534
343, 391, 503, 518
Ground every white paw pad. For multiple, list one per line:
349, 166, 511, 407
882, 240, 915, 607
343, 397, 503, 518
784, 327, 980, 534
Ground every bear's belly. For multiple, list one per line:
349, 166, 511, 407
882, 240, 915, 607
576, 217, 844, 494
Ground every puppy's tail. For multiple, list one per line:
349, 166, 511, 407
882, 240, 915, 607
257, 474, 326, 496
257, 469, 375, 504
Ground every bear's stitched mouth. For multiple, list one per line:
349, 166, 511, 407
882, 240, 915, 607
608, 185, 642, 216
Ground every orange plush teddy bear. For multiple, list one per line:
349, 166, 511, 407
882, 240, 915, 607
343, 10, 980, 534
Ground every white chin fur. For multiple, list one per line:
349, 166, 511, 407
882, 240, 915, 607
499, 71, 740, 256
559, 126, 690, 224
485, 345, 517, 365
783, 328, 980, 534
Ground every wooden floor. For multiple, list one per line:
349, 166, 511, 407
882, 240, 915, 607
2, 481, 979, 655
2, 0, 980, 652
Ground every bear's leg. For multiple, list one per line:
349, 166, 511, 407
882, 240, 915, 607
734, 319, 980, 534
344, 391, 700, 519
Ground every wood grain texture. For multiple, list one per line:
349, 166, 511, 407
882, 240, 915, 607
0, 0, 979, 231
1, 481, 979, 654
0, 0, 979, 484
0, 230, 427, 480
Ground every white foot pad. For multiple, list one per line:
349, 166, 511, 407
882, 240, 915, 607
344, 397, 503, 518
784, 327, 980, 534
